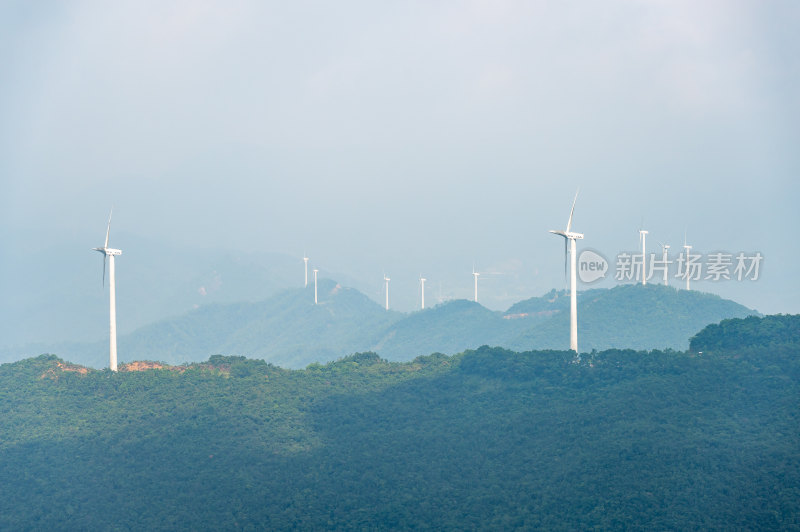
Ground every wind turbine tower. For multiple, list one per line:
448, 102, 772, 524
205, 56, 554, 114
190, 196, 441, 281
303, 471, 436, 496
661, 243, 670, 286
92, 210, 122, 372
472, 268, 480, 303
384, 274, 391, 311
639, 229, 648, 286
303, 255, 309, 287
549, 190, 584, 353
419, 276, 426, 310
313, 269, 319, 304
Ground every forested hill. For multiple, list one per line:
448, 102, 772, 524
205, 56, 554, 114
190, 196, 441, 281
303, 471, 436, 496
690, 313, 800, 353
2, 282, 757, 368
1, 314, 797, 530
505, 283, 757, 352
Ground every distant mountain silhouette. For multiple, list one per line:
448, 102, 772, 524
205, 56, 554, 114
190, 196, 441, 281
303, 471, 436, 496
117, 279, 398, 368
373, 299, 517, 360
3, 282, 757, 368
506, 284, 758, 352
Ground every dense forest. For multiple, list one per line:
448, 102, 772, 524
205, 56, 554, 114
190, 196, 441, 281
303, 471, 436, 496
0, 315, 797, 529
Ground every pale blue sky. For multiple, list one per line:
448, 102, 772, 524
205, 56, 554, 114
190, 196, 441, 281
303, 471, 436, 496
1, 1, 798, 342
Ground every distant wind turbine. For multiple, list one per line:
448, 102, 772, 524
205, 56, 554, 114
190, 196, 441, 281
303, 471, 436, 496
313, 269, 319, 304
549, 189, 584, 353
92, 210, 122, 371
639, 228, 649, 286
660, 242, 670, 286
472, 267, 480, 303
384, 274, 391, 311
419, 276, 426, 310
303, 254, 309, 287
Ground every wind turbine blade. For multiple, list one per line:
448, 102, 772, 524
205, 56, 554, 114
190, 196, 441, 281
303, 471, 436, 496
564, 238, 568, 290
104, 209, 113, 248
566, 188, 579, 232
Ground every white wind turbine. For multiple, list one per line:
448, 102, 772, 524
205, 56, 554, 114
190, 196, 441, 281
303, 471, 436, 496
303, 254, 309, 287
472, 267, 480, 303
383, 274, 391, 310
92, 210, 122, 371
313, 269, 319, 304
419, 276, 426, 310
549, 190, 584, 353
639, 228, 649, 286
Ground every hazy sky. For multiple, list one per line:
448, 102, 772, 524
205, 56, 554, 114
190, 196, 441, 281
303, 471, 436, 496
2, 1, 798, 323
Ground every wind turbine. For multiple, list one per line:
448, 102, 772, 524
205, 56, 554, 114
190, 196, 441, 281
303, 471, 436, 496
472, 267, 480, 303
549, 189, 584, 353
313, 269, 319, 304
639, 228, 649, 285
92, 210, 122, 371
683, 232, 692, 291
303, 255, 309, 287
660, 243, 670, 286
383, 274, 391, 310
419, 276, 426, 309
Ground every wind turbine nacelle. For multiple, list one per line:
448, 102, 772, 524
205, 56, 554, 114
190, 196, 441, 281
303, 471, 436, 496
106, 248, 122, 256
549, 230, 583, 240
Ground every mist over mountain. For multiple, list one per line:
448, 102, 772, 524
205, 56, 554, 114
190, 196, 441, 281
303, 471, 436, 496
3, 2, 797, 322
5, 281, 756, 369
0, 233, 303, 347
0, 232, 548, 350
8, 279, 397, 369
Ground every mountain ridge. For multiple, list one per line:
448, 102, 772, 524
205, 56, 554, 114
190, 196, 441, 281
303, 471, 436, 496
1, 282, 757, 369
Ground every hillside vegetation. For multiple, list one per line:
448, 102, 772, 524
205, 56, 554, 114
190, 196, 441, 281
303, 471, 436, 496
0, 315, 797, 530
